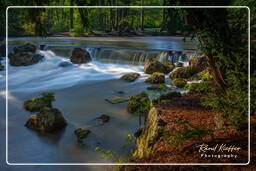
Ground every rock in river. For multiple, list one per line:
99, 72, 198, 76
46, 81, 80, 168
74, 128, 91, 142
98, 114, 110, 124
120, 73, 140, 82
105, 96, 128, 104
9, 52, 43, 66
70, 48, 91, 64
144, 59, 174, 74
145, 72, 165, 84
13, 44, 37, 54
25, 107, 67, 133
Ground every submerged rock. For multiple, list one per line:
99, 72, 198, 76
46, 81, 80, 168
127, 92, 150, 115
98, 114, 110, 124
120, 73, 140, 82
59, 61, 72, 67
147, 84, 170, 91
23, 92, 55, 112
70, 48, 91, 64
74, 128, 91, 142
25, 107, 67, 133
172, 78, 187, 88
13, 44, 37, 54
9, 52, 43, 66
144, 59, 174, 74
105, 96, 128, 104
145, 72, 165, 84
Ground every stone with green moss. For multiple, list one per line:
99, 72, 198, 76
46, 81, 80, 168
172, 78, 187, 88
170, 66, 197, 79
145, 72, 165, 84
74, 128, 91, 142
144, 59, 174, 74
176, 62, 183, 67
120, 73, 140, 82
127, 92, 151, 115
23, 92, 55, 112
25, 107, 67, 132
147, 84, 170, 91
98, 114, 110, 124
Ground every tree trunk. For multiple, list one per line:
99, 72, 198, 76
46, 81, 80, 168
140, 0, 144, 31
69, 0, 74, 30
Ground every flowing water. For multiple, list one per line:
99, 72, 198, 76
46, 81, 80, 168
0, 37, 197, 170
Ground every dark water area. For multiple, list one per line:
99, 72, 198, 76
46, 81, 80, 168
0, 36, 197, 171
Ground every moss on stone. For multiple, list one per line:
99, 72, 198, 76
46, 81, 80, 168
172, 78, 187, 88
120, 73, 140, 82
23, 92, 54, 112
144, 59, 174, 74
127, 92, 151, 115
170, 66, 197, 79
145, 72, 165, 84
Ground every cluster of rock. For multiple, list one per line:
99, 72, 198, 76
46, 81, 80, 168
24, 92, 67, 133
9, 44, 44, 66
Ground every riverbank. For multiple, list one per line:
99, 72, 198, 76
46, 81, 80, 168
121, 93, 254, 171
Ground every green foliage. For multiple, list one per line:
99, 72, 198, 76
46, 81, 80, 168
185, 81, 212, 94
163, 121, 212, 144
41, 92, 55, 103
201, 87, 248, 129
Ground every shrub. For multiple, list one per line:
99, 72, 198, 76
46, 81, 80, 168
127, 92, 151, 115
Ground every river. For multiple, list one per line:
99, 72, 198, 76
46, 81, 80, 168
0, 36, 197, 171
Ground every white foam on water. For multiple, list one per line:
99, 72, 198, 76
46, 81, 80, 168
0, 50, 144, 93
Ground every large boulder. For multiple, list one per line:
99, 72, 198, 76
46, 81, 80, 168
127, 92, 151, 115
144, 59, 174, 74
145, 72, 165, 84
70, 48, 91, 64
9, 52, 43, 66
25, 107, 67, 133
170, 66, 197, 79
13, 44, 37, 54
120, 73, 140, 82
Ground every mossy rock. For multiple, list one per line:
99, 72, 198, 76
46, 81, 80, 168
152, 91, 181, 105
170, 66, 197, 79
147, 84, 170, 91
127, 92, 151, 115
120, 73, 140, 82
74, 128, 91, 142
145, 72, 165, 84
172, 78, 187, 88
25, 107, 67, 133
144, 59, 174, 74
23, 92, 55, 112
98, 114, 110, 124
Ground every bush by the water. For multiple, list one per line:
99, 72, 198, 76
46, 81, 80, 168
127, 92, 151, 115
24, 92, 55, 112
186, 81, 212, 94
